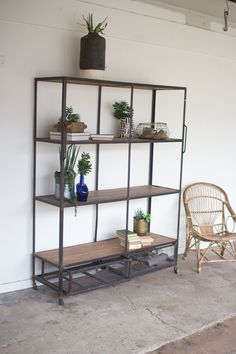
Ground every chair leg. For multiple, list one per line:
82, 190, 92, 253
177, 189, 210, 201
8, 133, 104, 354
221, 242, 226, 257
183, 227, 192, 259
195, 238, 201, 273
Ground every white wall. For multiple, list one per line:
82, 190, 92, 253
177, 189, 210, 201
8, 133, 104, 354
1, 0, 236, 293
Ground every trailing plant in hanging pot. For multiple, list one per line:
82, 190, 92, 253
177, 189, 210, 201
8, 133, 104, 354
55, 144, 80, 201
133, 208, 151, 236
79, 13, 108, 78
112, 101, 134, 138
76, 152, 92, 201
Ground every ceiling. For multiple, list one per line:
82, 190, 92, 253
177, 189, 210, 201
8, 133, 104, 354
136, 0, 236, 24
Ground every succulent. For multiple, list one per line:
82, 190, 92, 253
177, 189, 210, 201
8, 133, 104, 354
134, 208, 151, 223
78, 152, 92, 176
113, 101, 134, 120
65, 105, 80, 122
82, 13, 107, 35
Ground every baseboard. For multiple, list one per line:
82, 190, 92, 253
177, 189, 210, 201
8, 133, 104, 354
0, 279, 32, 294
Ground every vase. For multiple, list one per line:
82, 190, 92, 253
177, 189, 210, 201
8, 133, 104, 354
79, 33, 106, 78
133, 218, 148, 236
76, 175, 89, 201
54, 171, 75, 200
119, 117, 134, 138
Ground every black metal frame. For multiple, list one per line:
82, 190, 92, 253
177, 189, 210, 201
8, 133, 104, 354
33, 76, 187, 304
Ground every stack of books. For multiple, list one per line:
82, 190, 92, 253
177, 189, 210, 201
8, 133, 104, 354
116, 229, 142, 250
49, 131, 91, 141
139, 235, 154, 246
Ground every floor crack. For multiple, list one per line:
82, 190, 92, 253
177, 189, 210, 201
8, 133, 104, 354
145, 306, 188, 335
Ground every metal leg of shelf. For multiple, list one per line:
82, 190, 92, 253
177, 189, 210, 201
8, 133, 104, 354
173, 242, 179, 274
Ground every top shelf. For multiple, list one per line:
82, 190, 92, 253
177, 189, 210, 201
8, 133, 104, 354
35, 76, 187, 91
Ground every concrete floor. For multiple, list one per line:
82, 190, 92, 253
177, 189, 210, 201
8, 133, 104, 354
1, 252, 236, 354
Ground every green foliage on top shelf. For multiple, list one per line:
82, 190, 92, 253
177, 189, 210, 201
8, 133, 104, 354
113, 101, 134, 120
134, 208, 151, 223
82, 13, 108, 35
78, 152, 92, 176
64, 106, 80, 122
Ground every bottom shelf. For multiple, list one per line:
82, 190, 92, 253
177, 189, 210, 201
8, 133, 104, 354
35, 256, 130, 295
34, 238, 177, 296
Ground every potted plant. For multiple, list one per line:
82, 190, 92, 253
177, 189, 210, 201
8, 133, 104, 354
76, 152, 92, 201
112, 101, 134, 138
53, 105, 87, 133
133, 208, 151, 236
55, 144, 80, 200
79, 13, 108, 78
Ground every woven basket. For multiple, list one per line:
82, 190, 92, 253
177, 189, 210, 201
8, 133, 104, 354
54, 121, 87, 133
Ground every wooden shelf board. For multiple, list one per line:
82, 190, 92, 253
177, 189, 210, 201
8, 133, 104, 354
35, 185, 180, 207
35, 234, 176, 267
36, 137, 182, 144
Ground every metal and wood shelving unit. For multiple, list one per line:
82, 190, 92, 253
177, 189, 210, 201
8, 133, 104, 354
33, 76, 187, 304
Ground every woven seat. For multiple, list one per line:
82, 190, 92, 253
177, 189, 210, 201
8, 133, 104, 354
183, 182, 236, 272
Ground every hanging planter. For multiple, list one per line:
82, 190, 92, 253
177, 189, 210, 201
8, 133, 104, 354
79, 13, 107, 79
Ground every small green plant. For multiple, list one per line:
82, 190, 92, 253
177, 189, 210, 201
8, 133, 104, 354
64, 105, 80, 122
78, 152, 92, 176
134, 208, 151, 223
82, 13, 107, 35
113, 101, 134, 120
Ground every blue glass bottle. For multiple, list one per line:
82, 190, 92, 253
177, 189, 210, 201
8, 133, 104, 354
76, 174, 88, 201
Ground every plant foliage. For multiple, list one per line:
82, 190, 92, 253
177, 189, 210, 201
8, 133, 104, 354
78, 152, 92, 176
82, 13, 107, 35
65, 105, 80, 122
113, 101, 134, 120
61, 144, 80, 179
134, 208, 151, 223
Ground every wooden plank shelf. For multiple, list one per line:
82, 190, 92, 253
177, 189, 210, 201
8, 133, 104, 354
35, 234, 176, 268
36, 137, 182, 145
35, 185, 180, 207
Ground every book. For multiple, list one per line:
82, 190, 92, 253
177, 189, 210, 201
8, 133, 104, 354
120, 242, 142, 250
90, 134, 114, 140
116, 229, 137, 237
49, 131, 91, 141
117, 234, 140, 242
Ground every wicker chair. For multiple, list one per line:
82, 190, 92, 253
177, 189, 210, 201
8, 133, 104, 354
183, 182, 236, 272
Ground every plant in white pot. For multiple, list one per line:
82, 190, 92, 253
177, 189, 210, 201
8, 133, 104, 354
55, 144, 79, 201
112, 101, 134, 138
133, 208, 151, 236
79, 13, 108, 78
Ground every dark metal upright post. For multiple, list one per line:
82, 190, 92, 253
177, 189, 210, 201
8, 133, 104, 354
174, 88, 187, 273
124, 86, 134, 266
32, 78, 38, 290
148, 89, 156, 232
94, 85, 102, 242
58, 78, 67, 305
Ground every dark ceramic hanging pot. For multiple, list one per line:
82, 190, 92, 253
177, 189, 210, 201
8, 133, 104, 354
79, 33, 105, 72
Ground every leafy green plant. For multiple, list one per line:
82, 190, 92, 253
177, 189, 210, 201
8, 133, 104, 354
113, 101, 134, 120
78, 152, 92, 176
64, 105, 80, 123
82, 13, 107, 35
134, 208, 151, 223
